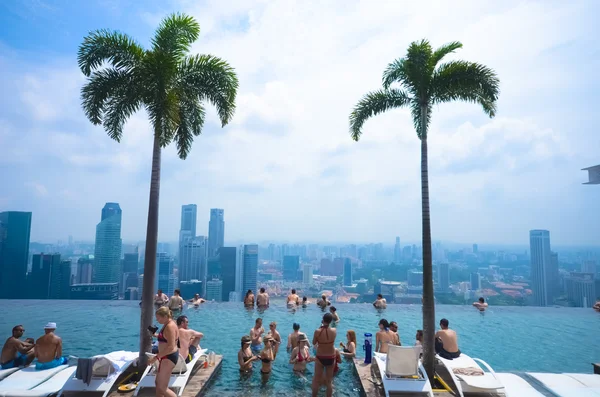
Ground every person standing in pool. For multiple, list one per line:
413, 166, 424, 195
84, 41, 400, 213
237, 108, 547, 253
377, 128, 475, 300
287, 289, 300, 306
260, 335, 275, 379
189, 294, 205, 306
316, 294, 330, 309
287, 323, 307, 351
238, 336, 260, 372
34, 322, 68, 370
257, 288, 270, 307
168, 289, 184, 312
267, 322, 282, 358
339, 330, 356, 358
148, 307, 179, 397
312, 313, 337, 397
472, 297, 488, 312
289, 333, 312, 372
154, 289, 168, 307
250, 318, 265, 354
302, 296, 309, 307
375, 319, 396, 353
244, 290, 255, 307
1, 325, 35, 369
329, 306, 340, 323
373, 294, 387, 309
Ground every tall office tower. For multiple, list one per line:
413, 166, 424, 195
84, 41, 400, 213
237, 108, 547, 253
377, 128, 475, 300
218, 247, 237, 302
157, 252, 174, 295
235, 246, 244, 300
438, 262, 450, 292
206, 279, 223, 302
49, 259, 72, 299
548, 252, 560, 301
470, 272, 481, 291
179, 205, 197, 260
77, 255, 94, 284
530, 230, 553, 306
565, 272, 596, 307
0, 211, 32, 299
303, 264, 313, 285
283, 255, 300, 281
207, 257, 220, 280
207, 209, 225, 258
343, 258, 353, 286
242, 244, 258, 297
30, 253, 61, 299
394, 237, 401, 264
179, 237, 207, 283
123, 249, 139, 273
93, 203, 122, 283
408, 270, 423, 287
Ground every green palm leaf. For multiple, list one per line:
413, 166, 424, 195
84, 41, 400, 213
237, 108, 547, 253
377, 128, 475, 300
349, 89, 412, 141
78, 30, 144, 76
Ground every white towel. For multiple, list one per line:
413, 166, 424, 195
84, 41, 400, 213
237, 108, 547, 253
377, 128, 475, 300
93, 351, 138, 372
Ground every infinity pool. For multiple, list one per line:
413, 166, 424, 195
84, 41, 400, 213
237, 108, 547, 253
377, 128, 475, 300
1, 301, 598, 396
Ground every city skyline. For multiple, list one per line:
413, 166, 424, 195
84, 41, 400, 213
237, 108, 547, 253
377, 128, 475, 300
1, 1, 599, 245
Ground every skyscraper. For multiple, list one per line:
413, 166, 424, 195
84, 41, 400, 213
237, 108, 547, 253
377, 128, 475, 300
242, 244, 258, 297
77, 255, 94, 284
394, 237, 401, 264
218, 247, 237, 302
549, 252, 560, 301
49, 260, 72, 299
303, 264, 313, 285
0, 211, 32, 299
283, 255, 300, 281
93, 203, 122, 283
343, 258, 353, 286
208, 209, 225, 258
438, 262, 450, 292
180, 204, 197, 238
30, 253, 61, 299
179, 237, 207, 283
530, 229, 553, 306
206, 279, 223, 302
157, 252, 174, 295
470, 272, 481, 291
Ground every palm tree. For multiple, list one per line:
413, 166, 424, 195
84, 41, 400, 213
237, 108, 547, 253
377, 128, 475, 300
349, 39, 499, 380
77, 13, 238, 363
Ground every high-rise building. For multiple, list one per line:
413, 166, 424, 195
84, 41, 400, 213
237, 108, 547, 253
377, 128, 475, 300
179, 280, 203, 299
180, 204, 197, 238
470, 272, 481, 291
123, 250, 139, 274
529, 229, 554, 306
549, 252, 560, 300
179, 237, 207, 283
565, 272, 596, 308
0, 211, 32, 299
207, 209, 225, 258
49, 260, 72, 299
582, 260, 597, 275
394, 237, 401, 264
438, 262, 450, 292
77, 255, 94, 284
30, 253, 61, 299
93, 203, 122, 284
218, 247, 237, 302
408, 270, 423, 287
242, 244, 258, 297
235, 247, 244, 299
283, 255, 300, 281
156, 253, 174, 295
343, 258, 353, 286
303, 264, 313, 285
206, 279, 223, 302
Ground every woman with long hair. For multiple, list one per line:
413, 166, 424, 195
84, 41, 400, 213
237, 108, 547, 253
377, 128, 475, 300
312, 313, 337, 397
260, 335, 275, 380
375, 318, 396, 354
149, 307, 179, 397
238, 335, 259, 372
339, 330, 356, 358
289, 333, 312, 372
244, 290, 255, 306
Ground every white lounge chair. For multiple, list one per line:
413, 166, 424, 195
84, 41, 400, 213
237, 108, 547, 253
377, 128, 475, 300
373, 346, 434, 397
60, 350, 138, 397
0, 365, 68, 393
134, 349, 207, 397
0, 368, 20, 382
565, 373, 600, 389
527, 372, 600, 397
437, 353, 505, 396
2, 367, 76, 397
496, 373, 544, 397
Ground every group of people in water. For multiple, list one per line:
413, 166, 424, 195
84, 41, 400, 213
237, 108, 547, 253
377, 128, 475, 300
152, 288, 206, 310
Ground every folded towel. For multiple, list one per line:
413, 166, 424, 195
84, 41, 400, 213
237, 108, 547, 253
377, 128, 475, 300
453, 367, 484, 376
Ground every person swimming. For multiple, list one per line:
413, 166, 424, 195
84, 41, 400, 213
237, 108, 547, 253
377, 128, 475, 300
312, 313, 337, 397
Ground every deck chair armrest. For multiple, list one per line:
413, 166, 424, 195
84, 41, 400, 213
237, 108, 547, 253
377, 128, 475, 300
417, 362, 431, 383
472, 357, 499, 380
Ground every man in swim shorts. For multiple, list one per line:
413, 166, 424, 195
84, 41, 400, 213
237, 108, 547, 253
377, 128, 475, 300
435, 318, 461, 360
35, 323, 68, 370
1, 325, 35, 369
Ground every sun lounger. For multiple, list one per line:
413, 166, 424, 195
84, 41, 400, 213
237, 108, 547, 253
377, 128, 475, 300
373, 346, 434, 397
496, 373, 545, 397
2, 367, 76, 397
527, 372, 600, 397
565, 374, 600, 389
59, 350, 138, 397
437, 353, 504, 396
0, 365, 68, 393
134, 349, 207, 397
0, 369, 20, 382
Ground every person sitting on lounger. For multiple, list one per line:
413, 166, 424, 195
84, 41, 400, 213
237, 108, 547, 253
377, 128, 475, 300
35, 323, 68, 370
435, 318, 461, 360
1, 325, 35, 369
373, 294, 387, 309
176, 315, 203, 363
472, 297, 488, 312
415, 330, 423, 346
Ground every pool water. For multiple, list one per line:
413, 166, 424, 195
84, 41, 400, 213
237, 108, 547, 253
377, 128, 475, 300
1, 301, 598, 396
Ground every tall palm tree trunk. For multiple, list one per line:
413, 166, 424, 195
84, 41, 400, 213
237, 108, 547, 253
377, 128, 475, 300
139, 129, 162, 365
420, 104, 436, 381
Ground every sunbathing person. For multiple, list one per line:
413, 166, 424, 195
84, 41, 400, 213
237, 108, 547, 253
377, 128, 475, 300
35, 322, 68, 370
238, 336, 260, 371
289, 333, 312, 372
256, 288, 270, 307
435, 318, 461, 359
339, 330, 356, 358
415, 329, 423, 346
287, 289, 300, 306
472, 297, 488, 312
1, 325, 35, 369
375, 319, 396, 353
244, 290, 255, 307
176, 315, 203, 363
373, 294, 387, 309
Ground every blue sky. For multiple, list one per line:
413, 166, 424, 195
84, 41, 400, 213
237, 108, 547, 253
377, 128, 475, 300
0, 0, 599, 245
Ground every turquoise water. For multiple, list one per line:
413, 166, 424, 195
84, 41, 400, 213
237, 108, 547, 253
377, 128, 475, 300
1, 301, 598, 396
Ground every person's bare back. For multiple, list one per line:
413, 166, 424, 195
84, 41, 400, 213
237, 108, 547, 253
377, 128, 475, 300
435, 329, 458, 353
35, 333, 61, 363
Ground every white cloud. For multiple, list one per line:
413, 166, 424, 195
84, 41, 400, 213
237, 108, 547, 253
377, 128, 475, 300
0, 0, 599, 245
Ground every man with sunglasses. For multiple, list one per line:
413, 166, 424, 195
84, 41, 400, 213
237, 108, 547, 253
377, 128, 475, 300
1, 325, 35, 369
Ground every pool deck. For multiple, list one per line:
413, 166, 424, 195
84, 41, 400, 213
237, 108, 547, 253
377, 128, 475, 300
106, 355, 222, 397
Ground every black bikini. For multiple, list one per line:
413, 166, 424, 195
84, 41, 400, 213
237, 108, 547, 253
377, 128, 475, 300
157, 321, 180, 366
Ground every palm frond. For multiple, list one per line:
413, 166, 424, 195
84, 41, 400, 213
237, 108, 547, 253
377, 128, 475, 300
81, 68, 134, 125
178, 54, 239, 127
430, 60, 500, 117
174, 98, 206, 159
410, 102, 432, 140
349, 89, 412, 141
152, 13, 200, 61
403, 39, 433, 99
429, 41, 462, 69
382, 59, 416, 95
101, 75, 143, 142
145, 89, 180, 148
78, 29, 144, 76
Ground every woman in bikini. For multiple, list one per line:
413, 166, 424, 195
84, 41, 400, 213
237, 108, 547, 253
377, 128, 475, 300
312, 312, 337, 397
149, 306, 179, 397
260, 335, 275, 379
289, 333, 312, 372
238, 335, 260, 372
375, 318, 396, 354
339, 329, 356, 358
244, 290, 255, 307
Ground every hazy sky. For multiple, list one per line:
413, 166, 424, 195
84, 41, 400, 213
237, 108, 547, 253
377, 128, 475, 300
0, 0, 599, 245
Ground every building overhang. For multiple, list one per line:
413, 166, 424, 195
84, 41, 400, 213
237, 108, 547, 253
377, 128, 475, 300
582, 164, 600, 185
